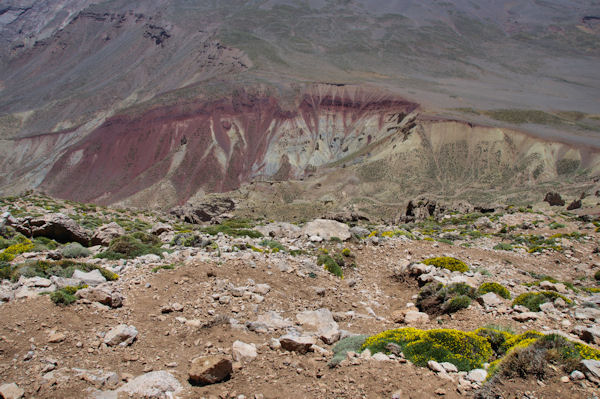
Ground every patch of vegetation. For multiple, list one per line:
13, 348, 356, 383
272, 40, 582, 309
512, 291, 572, 312
32, 237, 59, 251
488, 334, 600, 382
478, 282, 511, 299
50, 284, 87, 306
96, 235, 164, 260
417, 282, 478, 315
328, 335, 368, 367
259, 239, 287, 253
0, 259, 117, 282
0, 238, 34, 262
60, 242, 91, 259
493, 242, 513, 251
595, 270, 600, 281
548, 222, 565, 230
151, 264, 175, 273
422, 256, 469, 272
523, 275, 576, 292
317, 254, 343, 278
474, 327, 513, 354
361, 328, 492, 371
199, 218, 263, 238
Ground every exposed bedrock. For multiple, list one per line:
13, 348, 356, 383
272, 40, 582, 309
36, 87, 418, 205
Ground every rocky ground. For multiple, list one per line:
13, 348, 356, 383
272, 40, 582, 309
0, 193, 600, 399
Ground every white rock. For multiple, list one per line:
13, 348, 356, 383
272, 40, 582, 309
428, 360, 445, 373
403, 311, 429, 324
440, 362, 458, 373
94, 371, 182, 398
232, 340, 257, 362
104, 324, 138, 347
72, 269, 106, 286
478, 292, 502, 307
371, 353, 390, 361
466, 369, 487, 383
302, 219, 351, 241
296, 308, 338, 334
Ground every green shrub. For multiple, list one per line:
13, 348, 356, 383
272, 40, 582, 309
33, 237, 59, 251
0, 239, 35, 261
478, 282, 511, 299
595, 270, 600, 281
49, 284, 87, 306
417, 283, 477, 315
475, 327, 513, 354
512, 291, 571, 312
131, 231, 161, 246
362, 328, 492, 371
152, 264, 175, 273
549, 222, 565, 230
50, 289, 77, 305
341, 248, 352, 257
60, 242, 91, 258
259, 239, 286, 252
199, 218, 262, 238
96, 235, 162, 259
317, 254, 343, 278
422, 256, 468, 272
493, 243, 513, 251
328, 335, 368, 367
4, 259, 118, 282
443, 295, 472, 313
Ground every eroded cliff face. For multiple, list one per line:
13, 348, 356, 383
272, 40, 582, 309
31, 86, 418, 205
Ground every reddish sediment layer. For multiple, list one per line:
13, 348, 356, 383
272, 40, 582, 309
40, 87, 418, 205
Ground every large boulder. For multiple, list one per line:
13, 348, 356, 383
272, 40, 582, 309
302, 219, 351, 241
544, 192, 565, 206
170, 198, 235, 224
11, 213, 90, 245
255, 222, 302, 239
279, 335, 316, 354
91, 222, 125, 246
567, 199, 582, 211
0, 383, 24, 399
188, 356, 232, 386
72, 269, 106, 286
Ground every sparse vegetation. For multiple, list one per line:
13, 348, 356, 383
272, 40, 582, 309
328, 335, 368, 367
60, 242, 91, 259
96, 235, 164, 260
50, 284, 87, 306
0, 259, 117, 282
417, 282, 478, 315
478, 282, 511, 299
422, 256, 469, 273
199, 218, 263, 238
512, 291, 571, 312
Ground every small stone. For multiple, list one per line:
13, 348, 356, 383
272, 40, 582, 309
47, 332, 66, 343
513, 312, 539, 322
570, 370, 585, 380
560, 376, 570, 383
428, 360, 445, 373
104, 324, 138, 347
466, 369, 487, 383
279, 335, 316, 354
232, 340, 257, 362
188, 356, 232, 386
371, 353, 390, 361
440, 362, 458, 373
434, 388, 446, 395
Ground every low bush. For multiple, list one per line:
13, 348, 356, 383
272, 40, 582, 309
362, 328, 492, 371
317, 254, 343, 278
417, 282, 478, 315
96, 235, 163, 260
199, 218, 263, 238
595, 270, 600, 281
512, 291, 571, 312
259, 239, 286, 252
328, 335, 368, 367
0, 239, 35, 262
152, 264, 175, 273
1, 259, 117, 282
422, 256, 469, 272
478, 282, 511, 299
50, 284, 87, 306
60, 242, 91, 258
493, 243, 513, 251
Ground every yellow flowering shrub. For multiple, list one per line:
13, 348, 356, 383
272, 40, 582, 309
0, 240, 34, 262
362, 328, 492, 371
500, 330, 543, 354
422, 256, 469, 272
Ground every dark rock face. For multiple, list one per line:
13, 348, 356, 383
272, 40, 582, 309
170, 198, 235, 224
11, 213, 90, 245
544, 192, 565, 206
567, 199, 582, 211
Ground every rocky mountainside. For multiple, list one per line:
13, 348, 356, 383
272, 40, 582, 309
1, 193, 600, 398
1, 1, 600, 210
